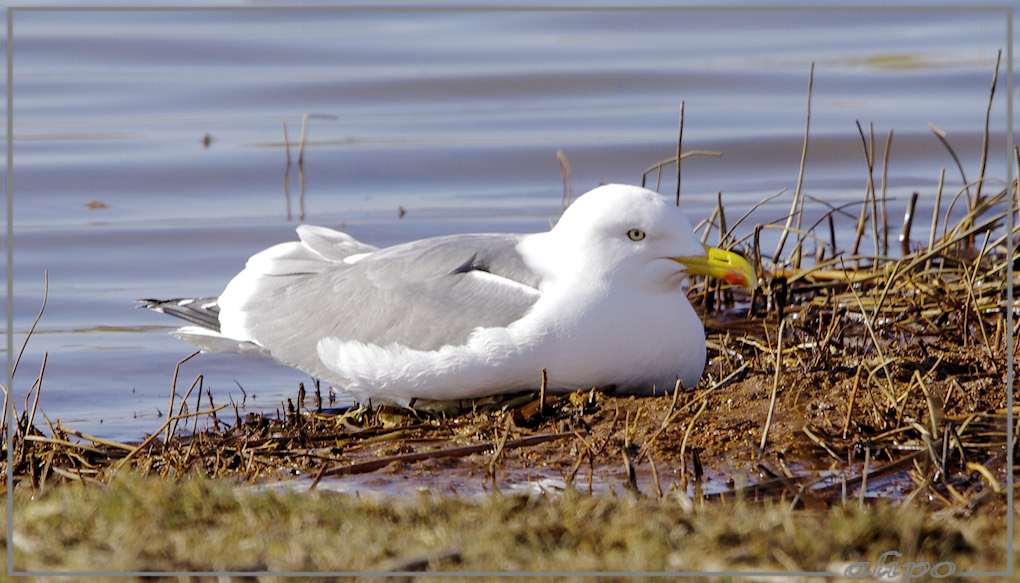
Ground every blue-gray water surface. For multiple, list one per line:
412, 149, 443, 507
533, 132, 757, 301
6, 6, 1013, 440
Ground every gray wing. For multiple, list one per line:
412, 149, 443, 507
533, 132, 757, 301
219, 227, 543, 381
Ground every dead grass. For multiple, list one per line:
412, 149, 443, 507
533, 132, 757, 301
5, 473, 1014, 577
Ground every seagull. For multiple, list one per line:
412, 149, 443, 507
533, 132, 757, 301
142, 183, 756, 402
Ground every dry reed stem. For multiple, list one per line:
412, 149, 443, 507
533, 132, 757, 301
842, 366, 863, 440
879, 129, 893, 255
928, 122, 971, 209
856, 121, 879, 257
641, 150, 722, 192
926, 167, 946, 271
773, 62, 813, 264
679, 397, 708, 480
10, 271, 49, 391
166, 350, 200, 445
54, 425, 134, 452
282, 117, 292, 221
759, 319, 785, 452
675, 101, 684, 205
975, 49, 1002, 206
25, 353, 46, 454
488, 413, 513, 486
557, 149, 573, 209
325, 432, 570, 478
899, 191, 918, 255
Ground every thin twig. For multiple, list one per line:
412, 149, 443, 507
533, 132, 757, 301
557, 149, 573, 209
760, 319, 785, 451
975, 49, 1002, 206
55, 425, 135, 452
11, 271, 49, 394
852, 121, 878, 258
880, 129, 893, 255
679, 398, 708, 478
675, 101, 685, 206
926, 168, 946, 271
324, 432, 571, 478
166, 350, 201, 446
641, 151, 722, 190
899, 191, 919, 256
27, 353, 46, 438
842, 365, 863, 440
488, 414, 513, 488
539, 368, 548, 417
648, 453, 663, 498
773, 63, 813, 264
928, 122, 971, 210
282, 117, 292, 221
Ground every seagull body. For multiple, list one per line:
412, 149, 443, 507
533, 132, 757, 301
143, 184, 755, 402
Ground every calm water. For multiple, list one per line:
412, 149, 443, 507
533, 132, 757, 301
6, 7, 1012, 441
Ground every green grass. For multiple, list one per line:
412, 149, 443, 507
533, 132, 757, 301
5, 474, 1013, 580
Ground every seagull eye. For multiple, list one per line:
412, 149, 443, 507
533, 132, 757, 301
626, 228, 646, 241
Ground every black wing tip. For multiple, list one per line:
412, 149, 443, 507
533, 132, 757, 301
136, 298, 167, 310
137, 297, 221, 331
136, 298, 198, 310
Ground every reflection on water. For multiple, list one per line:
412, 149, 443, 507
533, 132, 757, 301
262, 458, 911, 502
8, 7, 1011, 441
267, 464, 709, 500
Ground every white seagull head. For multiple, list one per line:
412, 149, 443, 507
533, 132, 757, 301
532, 183, 756, 294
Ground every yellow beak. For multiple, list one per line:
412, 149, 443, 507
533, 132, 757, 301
672, 245, 757, 287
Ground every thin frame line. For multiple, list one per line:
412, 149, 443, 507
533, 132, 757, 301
6, 5, 15, 579
4, 4, 1014, 579
3, 4, 1013, 12
1005, 5, 1015, 581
